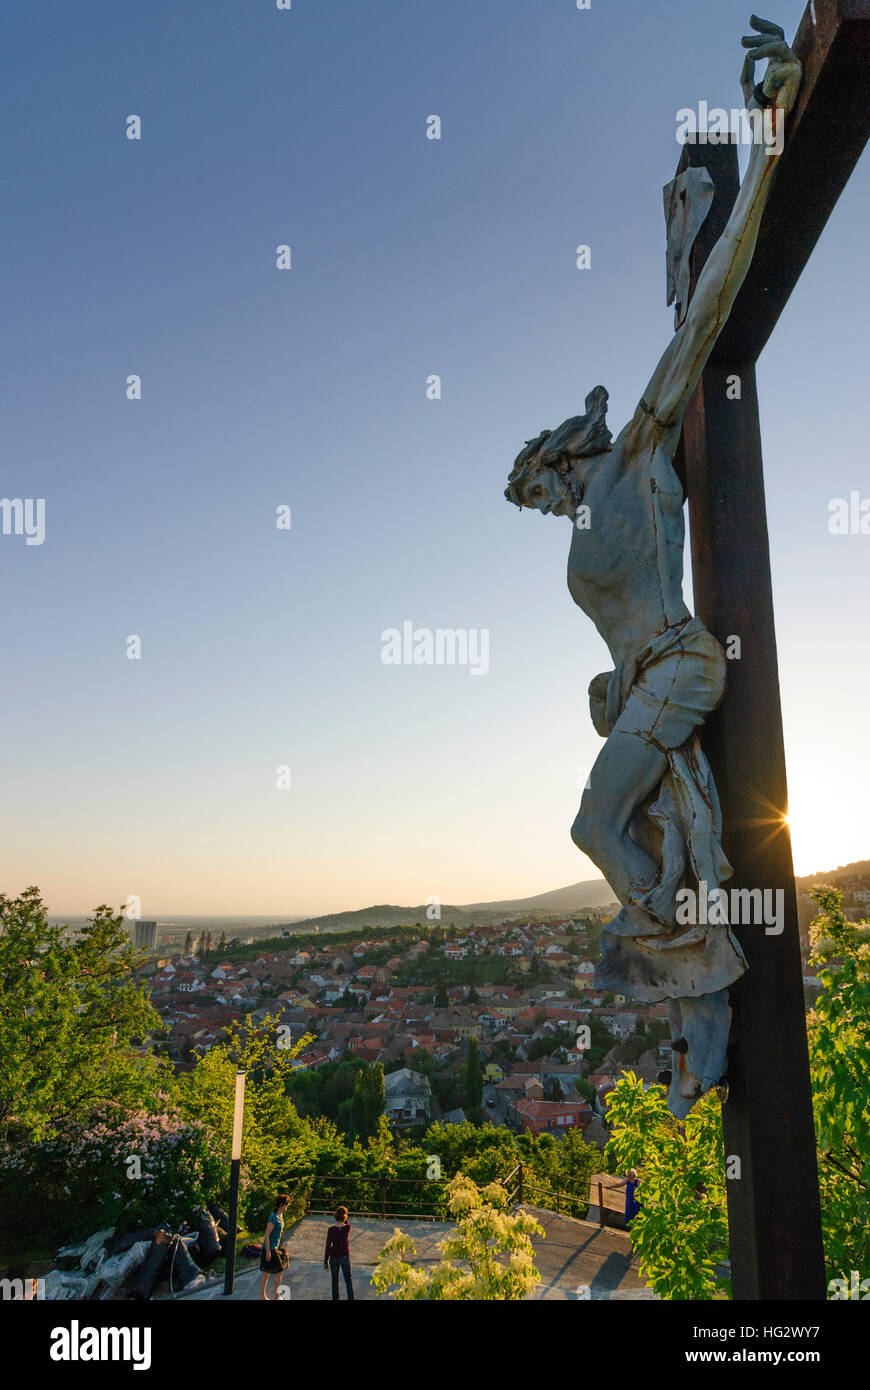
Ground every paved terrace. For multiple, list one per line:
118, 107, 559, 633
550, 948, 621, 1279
164, 1206, 656, 1301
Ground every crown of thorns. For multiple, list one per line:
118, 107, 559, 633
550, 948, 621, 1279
505, 386, 612, 506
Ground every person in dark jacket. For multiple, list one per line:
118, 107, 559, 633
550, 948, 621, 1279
323, 1206, 354, 1301
259, 1194, 290, 1300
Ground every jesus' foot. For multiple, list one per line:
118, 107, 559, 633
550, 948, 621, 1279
666, 990, 731, 1118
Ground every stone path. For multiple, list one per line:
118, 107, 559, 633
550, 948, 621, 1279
519, 1206, 656, 1300
165, 1206, 656, 1302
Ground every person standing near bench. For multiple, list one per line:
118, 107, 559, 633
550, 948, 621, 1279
323, 1206, 354, 1301
612, 1169, 642, 1225
624, 1168, 641, 1224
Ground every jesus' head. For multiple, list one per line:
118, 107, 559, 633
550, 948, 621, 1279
505, 385, 612, 518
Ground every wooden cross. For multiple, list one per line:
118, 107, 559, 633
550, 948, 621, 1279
671, 0, 870, 1299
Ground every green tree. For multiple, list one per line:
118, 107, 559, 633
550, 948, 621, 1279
604, 1073, 728, 1300
0, 889, 168, 1146
435, 985, 448, 1008
311, 1057, 365, 1122
351, 1063, 385, 1143
412, 1048, 437, 1081
806, 886, 870, 1287
286, 1066, 322, 1117
421, 1121, 516, 1184
336, 1096, 354, 1137
177, 1011, 313, 1212
369, 1062, 386, 1135
461, 1037, 484, 1114
564, 895, 870, 1301
372, 1174, 544, 1299
350, 1067, 368, 1140
523, 1126, 598, 1219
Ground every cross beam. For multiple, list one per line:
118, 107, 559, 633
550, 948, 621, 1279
716, 0, 870, 363
672, 0, 870, 1300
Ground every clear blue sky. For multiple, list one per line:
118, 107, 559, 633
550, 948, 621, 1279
2, 0, 867, 916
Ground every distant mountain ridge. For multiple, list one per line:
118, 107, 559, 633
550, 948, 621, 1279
281, 860, 870, 937
462, 880, 617, 913
280, 879, 617, 935
107, 863, 862, 941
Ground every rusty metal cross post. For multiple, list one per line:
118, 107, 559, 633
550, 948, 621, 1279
671, 0, 870, 1299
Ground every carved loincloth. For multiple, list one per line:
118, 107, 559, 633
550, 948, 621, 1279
591, 615, 747, 1005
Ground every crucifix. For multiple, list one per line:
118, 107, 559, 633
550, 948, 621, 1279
506, 4, 869, 1299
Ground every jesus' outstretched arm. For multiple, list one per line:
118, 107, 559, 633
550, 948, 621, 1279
626, 16, 802, 453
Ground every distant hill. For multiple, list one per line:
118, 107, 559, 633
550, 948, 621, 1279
277, 904, 477, 934
142, 863, 864, 944
462, 880, 617, 913
279, 860, 870, 938
796, 859, 870, 889
278, 879, 617, 936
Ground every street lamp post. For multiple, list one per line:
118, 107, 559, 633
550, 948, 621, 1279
223, 1068, 246, 1296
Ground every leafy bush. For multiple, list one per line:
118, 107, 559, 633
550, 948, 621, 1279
806, 887, 870, 1288
0, 1108, 224, 1258
604, 1074, 729, 1300
372, 1174, 544, 1300
0, 889, 169, 1149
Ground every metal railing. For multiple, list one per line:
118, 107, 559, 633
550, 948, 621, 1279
303, 1173, 451, 1222
509, 1165, 593, 1221
502, 1162, 522, 1204
301, 1161, 592, 1225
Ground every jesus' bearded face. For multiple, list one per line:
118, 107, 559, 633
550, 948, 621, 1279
504, 460, 576, 517
505, 386, 612, 520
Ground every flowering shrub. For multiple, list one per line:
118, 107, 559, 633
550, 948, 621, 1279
372, 1174, 544, 1300
0, 1108, 226, 1257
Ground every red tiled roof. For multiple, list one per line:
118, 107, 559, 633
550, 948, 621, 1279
513, 1099, 591, 1118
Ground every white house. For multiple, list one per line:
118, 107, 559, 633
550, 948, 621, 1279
384, 1068, 432, 1126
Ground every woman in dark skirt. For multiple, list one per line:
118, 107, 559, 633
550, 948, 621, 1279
259, 1193, 290, 1300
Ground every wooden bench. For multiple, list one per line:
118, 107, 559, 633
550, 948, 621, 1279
588, 1173, 633, 1229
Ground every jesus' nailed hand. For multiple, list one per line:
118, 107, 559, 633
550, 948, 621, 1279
740, 14, 802, 114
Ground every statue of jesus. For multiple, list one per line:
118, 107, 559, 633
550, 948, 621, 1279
505, 18, 802, 1117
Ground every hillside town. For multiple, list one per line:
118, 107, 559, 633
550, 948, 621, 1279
128, 907, 821, 1149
